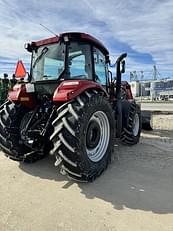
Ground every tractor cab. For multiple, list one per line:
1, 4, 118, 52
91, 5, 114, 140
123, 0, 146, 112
24, 32, 110, 87
15, 32, 127, 102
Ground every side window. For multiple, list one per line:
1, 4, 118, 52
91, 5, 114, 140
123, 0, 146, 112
94, 48, 107, 85
68, 43, 92, 79
44, 57, 64, 79
70, 53, 86, 77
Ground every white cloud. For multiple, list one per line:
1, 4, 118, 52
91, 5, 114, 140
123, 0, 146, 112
85, 0, 173, 73
0, 0, 173, 78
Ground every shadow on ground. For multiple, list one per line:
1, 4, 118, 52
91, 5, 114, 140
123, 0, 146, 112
19, 130, 173, 215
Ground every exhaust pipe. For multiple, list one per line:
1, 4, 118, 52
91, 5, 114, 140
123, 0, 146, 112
115, 53, 127, 137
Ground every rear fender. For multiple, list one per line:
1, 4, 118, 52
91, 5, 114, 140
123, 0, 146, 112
8, 83, 36, 109
121, 81, 133, 100
53, 80, 108, 102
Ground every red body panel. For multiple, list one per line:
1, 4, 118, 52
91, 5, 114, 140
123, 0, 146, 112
81, 33, 108, 54
32, 36, 59, 47
121, 81, 133, 100
8, 84, 36, 108
8, 84, 21, 101
126, 87, 133, 100
53, 80, 107, 102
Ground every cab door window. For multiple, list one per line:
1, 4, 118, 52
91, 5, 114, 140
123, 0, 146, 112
93, 48, 108, 85
68, 42, 92, 79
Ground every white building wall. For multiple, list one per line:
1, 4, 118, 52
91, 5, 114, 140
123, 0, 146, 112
130, 81, 140, 97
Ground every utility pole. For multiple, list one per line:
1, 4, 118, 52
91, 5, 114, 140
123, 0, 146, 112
153, 65, 157, 80
133, 71, 138, 81
130, 72, 133, 82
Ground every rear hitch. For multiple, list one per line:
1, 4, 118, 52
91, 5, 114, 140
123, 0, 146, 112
41, 105, 56, 136
23, 150, 45, 163
20, 103, 56, 151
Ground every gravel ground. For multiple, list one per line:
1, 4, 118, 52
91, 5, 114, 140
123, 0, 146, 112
0, 115, 173, 231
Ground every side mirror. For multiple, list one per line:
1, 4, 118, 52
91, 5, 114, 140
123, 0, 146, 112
15, 60, 27, 79
121, 60, 125, 73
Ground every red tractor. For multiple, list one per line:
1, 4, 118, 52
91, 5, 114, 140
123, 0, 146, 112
0, 32, 141, 181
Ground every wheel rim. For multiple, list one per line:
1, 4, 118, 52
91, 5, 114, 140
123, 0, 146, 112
132, 113, 139, 137
85, 111, 110, 162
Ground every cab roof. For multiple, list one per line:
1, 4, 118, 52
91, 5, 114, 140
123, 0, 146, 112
32, 32, 109, 56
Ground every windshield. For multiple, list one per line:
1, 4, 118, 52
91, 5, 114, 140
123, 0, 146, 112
31, 41, 93, 81
32, 43, 65, 81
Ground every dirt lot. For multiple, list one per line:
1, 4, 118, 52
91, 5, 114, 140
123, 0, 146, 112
0, 115, 173, 231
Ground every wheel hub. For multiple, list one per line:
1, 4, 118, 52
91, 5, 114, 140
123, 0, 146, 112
85, 111, 110, 162
132, 113, 139, 137
86, 121, 101, 149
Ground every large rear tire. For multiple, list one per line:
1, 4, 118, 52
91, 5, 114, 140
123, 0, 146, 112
121, 101, 141, 145
0, 101, 48, 162
0, 101, 30, 160
50, 90, 114, 182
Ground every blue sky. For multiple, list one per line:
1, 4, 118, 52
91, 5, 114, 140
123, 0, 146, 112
0, 0, 173, 81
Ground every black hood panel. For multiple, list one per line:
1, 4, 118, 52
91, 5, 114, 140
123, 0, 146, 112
34, 81, 60, 98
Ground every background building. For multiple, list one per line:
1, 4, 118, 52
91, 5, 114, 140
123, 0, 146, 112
130, 79, 173, 100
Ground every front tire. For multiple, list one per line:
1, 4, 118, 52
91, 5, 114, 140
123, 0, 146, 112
121, 101, 141, 145
141, 111, 153, 130
50, 90, 114, 182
